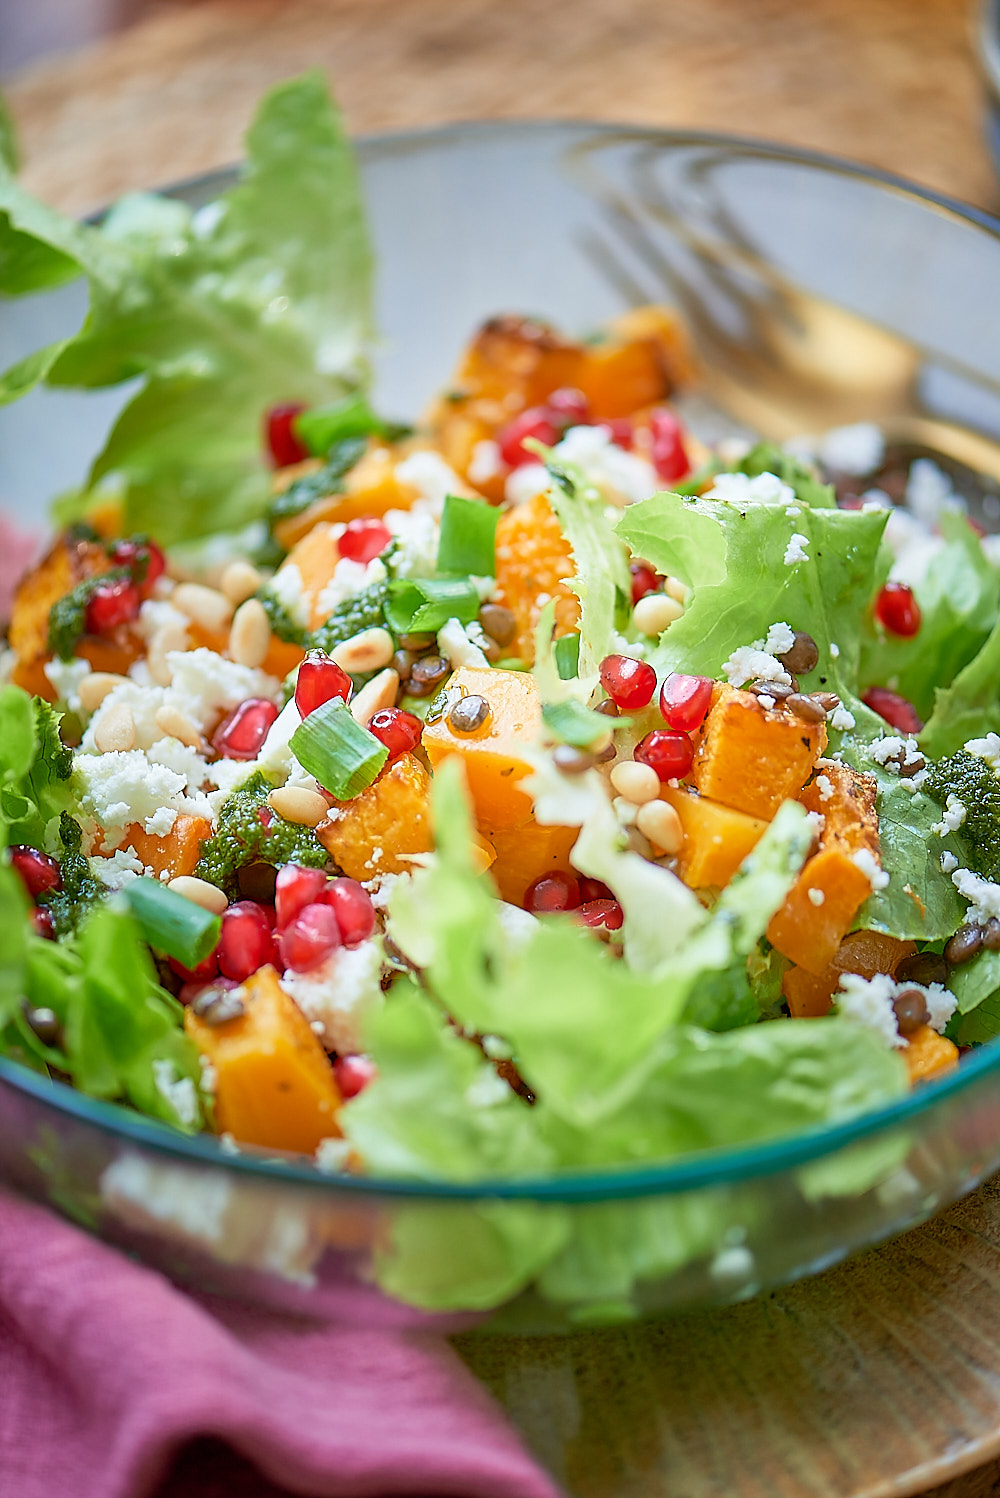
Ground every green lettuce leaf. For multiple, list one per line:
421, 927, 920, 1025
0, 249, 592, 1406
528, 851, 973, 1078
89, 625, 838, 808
0, 686, 75, 851
545, 457, 632, 676
919, 611, 1000, 760
0, 72, 372, 543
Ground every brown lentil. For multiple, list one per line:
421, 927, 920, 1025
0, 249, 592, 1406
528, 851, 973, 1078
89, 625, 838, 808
786, 693, 827, 724
595, 740, 618, 764
984, 917, 1000, 952
896, 950, 949, 987
191, 987, 246, 1025
392, 649, 418, 683
448, 694, 491, 734
892, 987, 930, 1036
398, 632, 437, 653
594, 697, 621, 718
899, 752, 927, 779
777, 631, 819, 676
24, 1003, 62, 1049
553, 744, 596, 775
945, 923, 984, 965
408, 655, 451, 696
478, 603, 517, 647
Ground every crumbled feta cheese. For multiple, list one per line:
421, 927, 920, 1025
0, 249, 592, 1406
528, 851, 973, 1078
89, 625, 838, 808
951, 867, 1000, 924
74, 752, 199, 848
829, 705, 856, 731
819, 422, 885, 476
852, 847, 889, 890
135, 597, 190, 646
505, 462, 549, 506
465, 1068, 511, 1108
395, 450, 466, 514
267, 562, 310, 629
43, 656, 92, 712
255, 696, 303, 778
757, 694, 775, 710
761, 621, 795, 657
721, 645, 792, 689
361, 871, 401, 912
152, 1059, 200, 1127
553, 424, 658, 507
906, 457, 959, 528
807, 888, 825, 907
931, 794, 966, 836
315, 557, 387, 622
469, 574, 498, 603
924, 983, 957, 1034
199, 1055, 217, 1095
165, 648, 279, 734
837, 972, 905, 1048
482, 1033, 514, 1060
785, 505, 801, 518
438, 616, 490, 669
705, 470, 795, 508
829, 642, 840, 659
314, 1137, 353, 1173
815, 774, 834, 802
870, 735, 924, 776
715, 436, 753, 466
495, 901, 540, 950
940, 851, 959, 874
89, 845, 152, 890
280, 938, 384, 1053
467, 439, 503, 486
965, 733, 1000, 773
709, 1244, 756, 1285
383, 502, 440, 579
783, 533, 810, 566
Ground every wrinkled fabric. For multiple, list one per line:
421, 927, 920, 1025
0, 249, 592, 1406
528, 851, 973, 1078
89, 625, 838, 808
0, 1190, 561, 1498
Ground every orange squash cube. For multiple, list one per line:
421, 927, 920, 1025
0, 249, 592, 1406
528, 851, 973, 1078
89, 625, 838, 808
660, 785, 767, 889
483, 819, 579, 906
782, 930, 916, 1018
272, 443, 424, 551
422, 666, 544, 829
123, 814, 213, 880
185, 966, 342, 1153
317, 751, 434, 880
493, 492, 580, 664
904, 1025, 959, 1085
689, 684, 827, 821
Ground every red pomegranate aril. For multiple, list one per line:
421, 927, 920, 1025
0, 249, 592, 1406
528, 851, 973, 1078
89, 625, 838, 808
577, 898, 624, 931
265, 402, 309, 469
109, 537, 166, 595
31, 907, 55, 940
635, 729, 694, 782
497, 407, 562, 469
218, 901, 277, 981
279, 901, 341, 973
659, 673, 713, 733
338, 518, 393, 565
630, 562, 660, 605
545, 387, 590, 426
602, 417, 634, 449
212, 698, 280, 760
579, 876, 614, 902
875, 582, 922, 638
169, 950, 220, 985
862, 686, 923, 735
275, 863, 329, 931
599, 653, 657, 710
322, 877, 376, 947
334, 1053, 377, 1099
648, 408, 691, 483
295, 650, 352, 718
84, 577, 141, 635
9, 845, 62, 900
367, 707, 423, 761
524, 871, 581, 913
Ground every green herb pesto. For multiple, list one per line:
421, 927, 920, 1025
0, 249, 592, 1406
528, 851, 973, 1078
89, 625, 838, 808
194, 771, 330, 895
925, 749, 1000, 880
266, 435, 367, 529
309, 578, 389, 655
39, 814, 102, 936
47, 567, 129, 662
256, 589, 308, 647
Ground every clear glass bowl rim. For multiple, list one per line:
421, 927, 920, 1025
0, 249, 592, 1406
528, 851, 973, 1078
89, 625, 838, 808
7, 117, 1000, 1206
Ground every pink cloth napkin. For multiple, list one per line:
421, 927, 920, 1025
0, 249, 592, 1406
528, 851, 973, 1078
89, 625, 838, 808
0, 1189, 563, 1498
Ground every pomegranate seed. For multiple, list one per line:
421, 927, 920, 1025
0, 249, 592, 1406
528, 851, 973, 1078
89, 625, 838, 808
577, 898, 624, 931
212, 698, 279, 760
648, 409, 691, 484
109, 537, 166, 596
599, 654, 657, 710
862, 687, 923, 735
31, 907, 55, 940
545, 387, 590, 426
367, 707, 422, 761
275, 863, 328, 931
635, 729, 694, 782
169, 950, 219, 984
218, 901, 277, 981
178, 976, 239, 1007
839, 496, 864, 511
334, 1053, 377, 1099
524, 871, 581, 913
579, 877, 614, 902
875, 582, 922, 638
9, 845, 62, 900
265, 403, 309, 468
630, 562, 660, 605
338, 518, 392, 565
322, 878, 376, 947
602, 417, 634, 449
497, 407, 562, 469
295, 650, 352, 718
659, 673, 713, 732
84, 576, 141, 635
279, 901, 341, 973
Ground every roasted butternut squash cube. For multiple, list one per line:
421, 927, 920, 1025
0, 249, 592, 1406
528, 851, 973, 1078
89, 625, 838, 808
782, 930, 916, 1018
123, 815, 213, 880
660, 785, 767, 889
482, 819, 579, 906
904, 1025, 959, 1085
422, 667, 543, 829
689, 684, 827, 821
317, 751, 433, 880
493, 493, 580, 664
185, 966, 342, 1153
432, 314, 584, 418
273, 443, 422, 551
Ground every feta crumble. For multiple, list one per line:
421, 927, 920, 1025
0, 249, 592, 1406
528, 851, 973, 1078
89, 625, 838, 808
505, 462, 549, 506
940, 851, 959, 874
783, 532, 810, 566
152, 1059, 200, 1128
467, 439, 503, 486
89, 846, 153, 890
965, 733, 1000, 773
395, 450, 466, 515
553, 424, 658, 507
704, 470, 795, 508
280, 938, 384, 1054
837, 973, 904, 1048
814, 774, 834, 803
931, 795, 967, 836
819, 421, 885, 476
315, 556, 387, 621
438, 616, 490, 669
43, 656, 92, 713
950, 867, 1000, 924
829, 705, 856, 732
852, 847, 889, 891
266, 562, 310, 629
807, 888, 825, 907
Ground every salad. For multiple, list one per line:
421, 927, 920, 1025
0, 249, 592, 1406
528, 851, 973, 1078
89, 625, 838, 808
2, 73, 1000, 1267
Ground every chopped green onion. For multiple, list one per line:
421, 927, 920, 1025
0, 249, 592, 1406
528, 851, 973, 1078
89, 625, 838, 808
554, 632, 580, 681
542, 698, 616, 747
290, 698, 387, 799
495, 657, 528, 671
436, 493, 499, 578
384, 577, 480, 635
294, 395, 410, 456
123, 878, 221, 968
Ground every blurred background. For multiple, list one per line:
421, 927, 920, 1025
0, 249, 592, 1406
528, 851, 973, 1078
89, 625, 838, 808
0, 0, 998, 218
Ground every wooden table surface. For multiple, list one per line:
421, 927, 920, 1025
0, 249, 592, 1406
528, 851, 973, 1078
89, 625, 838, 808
4, 3, 1000, 1496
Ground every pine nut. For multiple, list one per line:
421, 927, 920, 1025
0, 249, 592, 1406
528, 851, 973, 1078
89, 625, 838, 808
350, 668, 400, 725
78, 672, 128, 713
220, 559, 262, 605
610, 760, 661, 805
330, 627, 395, 675
635, 798, 684, 855
229, 598, 271, 668
267, 786, 331, 827
632, 593, 684, 636
173, 582, 234, 633
155, 704, 202, 749
147, 621, 188, 686
664, 575, 688, 604
167, 875, 228, 915
94, 703, 136, 754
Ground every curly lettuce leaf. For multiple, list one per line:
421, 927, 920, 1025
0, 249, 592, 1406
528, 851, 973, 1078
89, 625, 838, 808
919, 610, 1000, 760
850, 767, 967, 941
0, 72, 372, 543
544, 456, 632, 676
0, 686, 75, 851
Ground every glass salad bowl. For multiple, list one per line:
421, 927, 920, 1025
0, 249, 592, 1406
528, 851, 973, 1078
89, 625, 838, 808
3, 122, 1000, 1333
